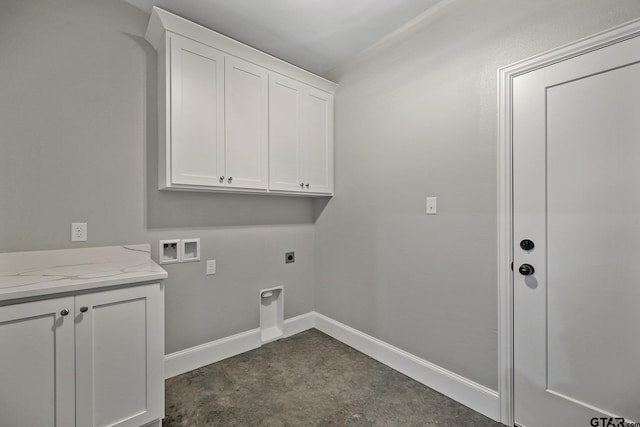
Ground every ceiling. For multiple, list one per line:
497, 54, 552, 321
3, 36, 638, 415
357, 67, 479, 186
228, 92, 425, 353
125, 0, 442, 75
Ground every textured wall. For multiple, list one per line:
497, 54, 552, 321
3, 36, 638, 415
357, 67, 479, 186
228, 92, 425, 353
315, 0, 640, 390
0, 0, 315, 354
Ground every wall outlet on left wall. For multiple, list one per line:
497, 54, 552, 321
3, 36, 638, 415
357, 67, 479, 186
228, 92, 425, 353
71, 222, 87, 242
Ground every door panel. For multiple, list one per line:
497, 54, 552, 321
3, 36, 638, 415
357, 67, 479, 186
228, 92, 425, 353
513, 34, 640, 426
303, 88, 333, 194
269, 74, 303, 192
225, 56, 269, 189
546, 62, 640, 420
0, 297, 75, 427
75, 284, 163, 427
170, 34, 225, 186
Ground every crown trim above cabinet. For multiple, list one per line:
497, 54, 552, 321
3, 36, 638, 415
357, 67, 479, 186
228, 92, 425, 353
145, 7, 336, 196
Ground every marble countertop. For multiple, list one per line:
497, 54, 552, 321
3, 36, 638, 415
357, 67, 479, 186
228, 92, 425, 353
0, 244, 167, 302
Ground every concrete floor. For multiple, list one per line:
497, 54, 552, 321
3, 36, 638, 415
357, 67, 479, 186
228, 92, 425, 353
164, 329, 502, 426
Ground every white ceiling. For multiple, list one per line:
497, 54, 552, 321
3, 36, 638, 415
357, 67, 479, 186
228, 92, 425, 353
125, 0, 442, 75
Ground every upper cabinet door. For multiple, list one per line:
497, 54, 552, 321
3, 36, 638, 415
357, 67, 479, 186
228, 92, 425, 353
269, 73, 304, 192
225, 56, 269, 190
269, 73, 334, 195
170, 34, 225, 187
302, 87, 333, 195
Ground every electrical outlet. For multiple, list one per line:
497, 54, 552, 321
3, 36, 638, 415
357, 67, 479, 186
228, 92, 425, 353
426, 197, 437, 215
71, 223, 87, 242
206, 260, 216, 275
285, 252, 295, 264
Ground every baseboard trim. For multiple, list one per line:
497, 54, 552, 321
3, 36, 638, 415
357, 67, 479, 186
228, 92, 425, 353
313, 313, 500, 422
163, 311, 500, 422
164, 328, 261, 379
164, 312, 316, 379
283, 312, 315, 338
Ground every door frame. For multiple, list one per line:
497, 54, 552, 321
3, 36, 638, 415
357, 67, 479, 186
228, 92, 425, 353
496, 18, 640, 426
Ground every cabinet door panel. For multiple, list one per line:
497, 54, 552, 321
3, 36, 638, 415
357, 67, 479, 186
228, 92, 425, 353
303, 88, 333, 194
225, 56, 269, 189
170, 34, 225, 186
75, 284, 163, 427
269, 74, 303, 192
0, 297, 75, 427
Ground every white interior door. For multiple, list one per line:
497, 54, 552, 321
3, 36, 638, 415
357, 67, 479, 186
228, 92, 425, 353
513, 34, 640, 426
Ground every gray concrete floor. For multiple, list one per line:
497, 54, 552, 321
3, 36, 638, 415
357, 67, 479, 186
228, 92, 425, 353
164, 329, 502, 426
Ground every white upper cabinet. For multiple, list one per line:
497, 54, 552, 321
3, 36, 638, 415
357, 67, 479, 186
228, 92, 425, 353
146, 7, 336, 196
225, 56, 269, 190
302, 86, 334, 195
269, 74, 304, 192
269, 74, 334, 194
170, 34, 225, 187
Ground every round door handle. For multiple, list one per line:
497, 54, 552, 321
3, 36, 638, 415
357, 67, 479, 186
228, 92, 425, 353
228, 177, 233, 183
60, 309, 69, 316
520, 239, 535, 251
219, 176, 225, 183
80, 306, 88, 313
519, 264, 535, 276
300, 183, 304, 188
305, 184, 309, 189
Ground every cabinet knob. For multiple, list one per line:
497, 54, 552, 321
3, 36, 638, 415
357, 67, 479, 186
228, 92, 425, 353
80, 306, 88, 313
228, 177, 233, 184
300, 183, 304, 188
219, 176, 224, 183
305, 183, 309, 189
60, 309, 69, 316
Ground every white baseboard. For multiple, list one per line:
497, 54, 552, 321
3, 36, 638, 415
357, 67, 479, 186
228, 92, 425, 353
313, 313, 500, 422
283, 312, 315, 338
164, 311, 500, 422
164, 328, 261, 379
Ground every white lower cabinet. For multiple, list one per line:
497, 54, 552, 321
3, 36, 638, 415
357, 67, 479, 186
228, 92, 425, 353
0, 283, 163, 427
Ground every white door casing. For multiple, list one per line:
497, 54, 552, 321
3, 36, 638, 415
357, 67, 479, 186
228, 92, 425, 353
499, 18, 640, 427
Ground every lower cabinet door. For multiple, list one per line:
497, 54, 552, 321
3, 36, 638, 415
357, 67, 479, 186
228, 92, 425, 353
0, 297, 75, 427
75, 284, 163, 427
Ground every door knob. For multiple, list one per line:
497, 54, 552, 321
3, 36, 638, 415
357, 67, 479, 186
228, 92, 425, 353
60, 309, 69, 316
520, 239, 535, 251
519, 264, 535, 276
80, 306, 88, 313
228, 177, 233, 184
219, 176, 224, 183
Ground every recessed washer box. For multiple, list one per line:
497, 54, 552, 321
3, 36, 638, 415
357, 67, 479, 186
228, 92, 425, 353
159, 239, 181, 264
181, 238, 200, 262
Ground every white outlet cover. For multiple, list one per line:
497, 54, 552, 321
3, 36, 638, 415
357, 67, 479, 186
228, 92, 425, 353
182, 238, 200, 262
159, 239, 181, 264
426, 197, 437, 215
206, 260, 216, 275
71, 223, 87, 242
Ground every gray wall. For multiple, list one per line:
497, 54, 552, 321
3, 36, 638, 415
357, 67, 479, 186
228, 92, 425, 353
316, 0, 640, 391
4, 0, 640, 392
0, 0, 315, 354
